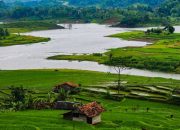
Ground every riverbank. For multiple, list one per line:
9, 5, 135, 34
0, 21, 65, 46
0, 21, 65, 33
0, 34, 50, 46
49, 31, 180, 74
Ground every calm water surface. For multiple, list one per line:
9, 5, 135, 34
0, 24, 180, 80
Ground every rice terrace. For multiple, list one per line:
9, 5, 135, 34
0, 0, 180, 130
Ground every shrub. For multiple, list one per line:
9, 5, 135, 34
93, 53, 103, 57
164, 25, 175, 34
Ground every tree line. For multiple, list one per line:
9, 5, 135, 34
0, 0, 179, 27
68, 0, 165, 8
146, 25, 175, 34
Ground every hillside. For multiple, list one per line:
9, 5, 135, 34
68, 0, 165, 8
3, 0, 165, 8
3, 0, 65, 7
157, 0, 180, 17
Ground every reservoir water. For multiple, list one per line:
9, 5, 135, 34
0, 24, 180, 80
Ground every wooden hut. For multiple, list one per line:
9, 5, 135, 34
63, 102, 104, 124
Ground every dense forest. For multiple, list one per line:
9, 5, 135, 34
68, 0, 165, 8
0, 0, 180, 27
3, 0, 165, 8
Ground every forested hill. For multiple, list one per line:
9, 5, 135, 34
0, 0, 179, 27
157, 0, 180, 17
67, 0, 165, 8
3, 0, 66, 7
3, 0, 165, 8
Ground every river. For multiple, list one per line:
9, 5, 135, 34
0, 24, 180, 80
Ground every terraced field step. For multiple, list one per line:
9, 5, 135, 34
84, 82, 174, 102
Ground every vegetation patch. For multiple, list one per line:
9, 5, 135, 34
1, 69, 180, 91
0, 87, 179, 129
0, 21, 64, 33
0, 69, 179, 104
0, 34, 50, 46
1, 92, 180, 130
1, 0, 180, 27
0, 23, 52, 46
0, 69, 180, 129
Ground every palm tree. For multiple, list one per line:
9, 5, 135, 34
57, 88, 70, 101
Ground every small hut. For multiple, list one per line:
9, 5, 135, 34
63, 102, 104, 124
53, 82, 79, 93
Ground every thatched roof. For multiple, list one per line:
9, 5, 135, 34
78, 102, 104, 118
56, 82, 79, 88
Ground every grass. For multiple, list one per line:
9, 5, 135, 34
0, 21, 64, 46
48, 54, 105, 63
0, 69, 180, 129
0, 34, 50, 46
0, 69, 179, 103
109, 31, 180, 42
0, 69, 179, 91
48, 31, 180, 73
0, 69, 116, 91
0, 21, 64, 33
0, 93, 180, 130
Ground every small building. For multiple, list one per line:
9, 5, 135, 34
63, 102, 104, 124
53, 82, 79, 93
54, 101, 81, 110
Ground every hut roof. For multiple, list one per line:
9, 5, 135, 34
57, 82, 79, 88
78, 102, 104, 118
